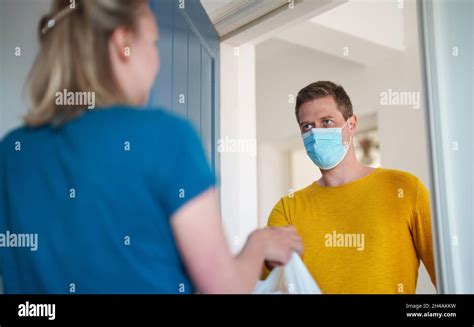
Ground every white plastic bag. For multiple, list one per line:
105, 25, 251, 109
253, 252, 322, 294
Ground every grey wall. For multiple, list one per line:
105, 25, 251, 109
0, 0, 51, 138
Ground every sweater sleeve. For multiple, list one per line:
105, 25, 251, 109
411, 179, 437, 287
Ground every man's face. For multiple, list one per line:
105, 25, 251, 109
298, 96, 347, 134
298, 96, 356, 152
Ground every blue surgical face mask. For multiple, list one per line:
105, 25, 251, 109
302, 120, 351, 170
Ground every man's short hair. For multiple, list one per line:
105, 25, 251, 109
295, 81, 353, 121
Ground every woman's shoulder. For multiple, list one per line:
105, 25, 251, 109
87, 105, 201, 149
0, 124, 39, 148
89, 105, 192, 130
1, 105, 197, 151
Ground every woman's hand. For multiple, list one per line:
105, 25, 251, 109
172, 187, 303, 293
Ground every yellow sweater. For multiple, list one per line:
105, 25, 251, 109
262, 168, 436, 294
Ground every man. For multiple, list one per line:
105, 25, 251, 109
263, 81, 436, 294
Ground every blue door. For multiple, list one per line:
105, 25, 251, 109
148, 0, 220, 177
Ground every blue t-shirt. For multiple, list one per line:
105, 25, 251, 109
0, 106, 215, 294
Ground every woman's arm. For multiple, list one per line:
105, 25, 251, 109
171, 187, 303, 294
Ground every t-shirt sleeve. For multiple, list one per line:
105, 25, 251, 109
267, 198, 292, 227
411, 179, 437, 287
159, 119, 216, 218
260, 198, 292, 279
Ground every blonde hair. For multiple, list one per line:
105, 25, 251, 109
25, 0, 147, 127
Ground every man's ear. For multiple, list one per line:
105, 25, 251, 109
349, 115, 358, 136
110, 26, 133, 62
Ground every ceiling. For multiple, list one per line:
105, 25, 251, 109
200, 0, 405, 51
310, 0, 405, 51
200, 0, 289, 37
200, 0, 236, 22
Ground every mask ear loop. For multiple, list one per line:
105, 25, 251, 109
343, 136, 352, 151
342, 120, 352, 150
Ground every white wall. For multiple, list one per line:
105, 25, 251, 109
290, 148, 321, 191
377, 0, 430, 186
311, 0, 405, 51
219, 43, 258, 253
256, 143, 291, 227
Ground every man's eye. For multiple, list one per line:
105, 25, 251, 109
303, 124, 312, 131
323, 120, 333, 126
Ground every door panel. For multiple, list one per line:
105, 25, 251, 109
188, 31, 202, 133
172, 10, 188, 118
200, 48, 213, 163
149, 0, 219, 174
149, 0, 173, 110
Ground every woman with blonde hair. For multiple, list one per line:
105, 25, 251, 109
0, 0, 302, 293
